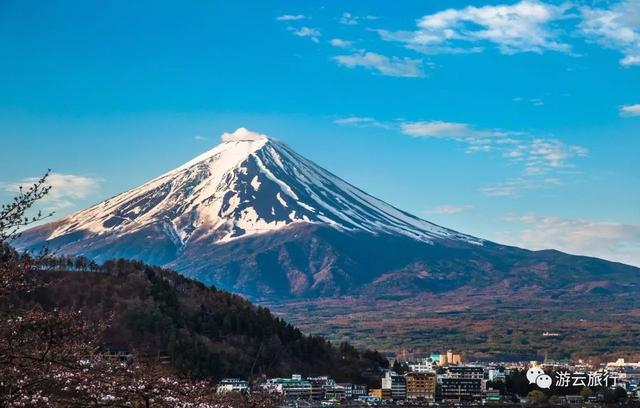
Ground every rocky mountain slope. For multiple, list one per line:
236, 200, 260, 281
16, 128, 640, 300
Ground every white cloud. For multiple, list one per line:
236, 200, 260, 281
378, 0, 572, 55
502, 213, 640, 266
291, 26, 321, 43
481, 181, 523, 197
504, 138, 588, 176
276, 14, 305, 21
221, 127, 268, 143
480, 177, 561, 197
530, 98, 545, 106
330, 38, 353, 48
620, 103, 640, 116
334, 116, 389, 128
338, 12, 378, 25
429, 204, 473, 214
194, 135, 207, 141
401, 121, 471, 138
340, 12, 359, 25
333, 51, 425, 77
3, 173, 102, 211
579, 0, 640, 66
400, 121, 518, 140
401, 121, 587, 193
338, 115, 586, 195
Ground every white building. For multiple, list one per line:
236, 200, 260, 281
217, 378, 249, 394
262, 375, 312, 399
408, 358, 437, 373
607, 359, 640, 369
487, 366, 508, 382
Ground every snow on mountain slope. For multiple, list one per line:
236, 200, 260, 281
16, 128, 640, 300
37, 128, 483, 249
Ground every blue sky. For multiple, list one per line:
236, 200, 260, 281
1, 0, 639, 265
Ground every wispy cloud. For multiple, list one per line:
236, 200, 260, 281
330, 38, 353, 48
339, 12, 377, 26
400, 121, 514, 139
504, 138, 588, 176
501, 213, 640, 266
401, 121, 586, 178
334, 115, 587, 196
290, 26, 321, 43
340, 12, 359, 25
377, 0, 572, 55
579, 0, 640, 66
620, 103, 640, 116
194, 135, 208, 141
334, 51, 425, 77
428, 204, 473, 214
276, 14, 306, 21
477, 137, 585, 195
334, 116, 390, 128
481, 180, 526, 197
2, 173, 102, 211
480, 177, 562, 197
512, 96, 545, 106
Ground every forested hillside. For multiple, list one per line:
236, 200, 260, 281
7, 249, 388, 386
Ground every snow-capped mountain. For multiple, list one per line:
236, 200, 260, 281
16, 128, 639, 299
39, 128, 480, 248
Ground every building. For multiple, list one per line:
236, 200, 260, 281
217, 378, 249, 394
263, 374, 312, 400
446, 350, 453, 365
337, 383, 353, 399
323, 384, 346, 400
308, 376, 333, 400
408, 358, 437, 373
382, 370, 406, 400
334, 383, 367, 400
370, 388, 391, 400
357, 396, 381, 404
352, 384, 368, 398
439, 350, 462, 366
485, 388, 501, 402
447, 366, 484, 380
607, 359, 640, 369
618, 367, 640, 382
487, 366, 508, 382
405, 372, 436, 401
440, 378, 483, 401
561, 395, 584, 405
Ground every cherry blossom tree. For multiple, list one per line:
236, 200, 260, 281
0, 172, 280, 407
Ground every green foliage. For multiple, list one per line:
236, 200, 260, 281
506, 369, 532, 397
527, 390, 547, 404
579, 386, 593, 398
18, 257, 387, 385
603, 386, 628, 403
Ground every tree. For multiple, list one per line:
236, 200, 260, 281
0, 170, 53, 242
392, 360, 409, 375
527, 390, 547, 404
0, 172, 281, 407
579, 386, 593, 399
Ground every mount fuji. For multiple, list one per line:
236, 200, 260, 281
16, 128, 639, 300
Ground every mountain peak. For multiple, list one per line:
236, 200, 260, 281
221, 127, 269, 143
17, 132, 483, 273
